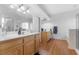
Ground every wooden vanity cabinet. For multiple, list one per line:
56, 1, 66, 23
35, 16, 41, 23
24, 35, 35, 55
0, 45, 23, 55
0, 33, 41, 55
24, 33, 41, 55
0, 38, 23, 55
41, 32, 49, 44
24, 34, 41, 55
35, 34, 41, 53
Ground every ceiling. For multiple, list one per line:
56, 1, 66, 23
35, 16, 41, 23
38, 4, 79, 17
1, 4, 79, 21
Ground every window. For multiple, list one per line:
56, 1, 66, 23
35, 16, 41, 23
21, 22, 29, 30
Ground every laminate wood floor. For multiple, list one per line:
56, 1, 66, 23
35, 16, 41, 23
39, 39, 77, 55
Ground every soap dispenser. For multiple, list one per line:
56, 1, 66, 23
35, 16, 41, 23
18, 27, 22, 35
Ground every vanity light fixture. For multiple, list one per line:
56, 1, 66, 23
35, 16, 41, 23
20, 6, 26, 10
27, 9, 30, 13
17, 5, 26, 12
23, 11, 26, 14
2, 17, 5, 24
22, 9, 30, 14
10, 5, 14, 8
10, 4, 19, 8
9, 4, 30, 14
1, 17, 5, 28
17, 8, 21, 12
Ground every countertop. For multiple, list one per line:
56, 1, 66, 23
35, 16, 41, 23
0, 32, 39, 41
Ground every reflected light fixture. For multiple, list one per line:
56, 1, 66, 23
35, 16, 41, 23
27, 9, 30, 13
10, 5, 14, 8
20, 6, 26, 10
10, 4, 18, 8
2, 17, 5, 24
1, 17, 5, 28
17, 8, 21, 12
23, 11, 26, 14
9, 4, 30, 14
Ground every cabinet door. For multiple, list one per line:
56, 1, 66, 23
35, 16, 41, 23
35, 34, 40, 53
35, 39, 40, 53
24, 35, 35, 55
0, 38, 23, 50
41, 32, 49, 44
24, 40, 35, 55
0, 45, 23, 55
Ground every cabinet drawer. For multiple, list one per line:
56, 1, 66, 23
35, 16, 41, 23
35, 34, 41, 39
24, 35, 34, 43
0, 38, 23, 50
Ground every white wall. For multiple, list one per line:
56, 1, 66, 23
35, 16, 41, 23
49, 10, 79, 39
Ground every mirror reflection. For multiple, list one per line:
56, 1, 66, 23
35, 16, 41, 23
0, 4, 33, 35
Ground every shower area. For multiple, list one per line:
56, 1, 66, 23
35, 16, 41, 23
76, 14, 79, 49
69, 14, 79, 49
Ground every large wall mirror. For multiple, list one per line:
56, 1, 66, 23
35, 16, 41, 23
0, 16, 33, 35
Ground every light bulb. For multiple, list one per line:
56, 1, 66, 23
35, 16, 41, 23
20, 6, 25, 10
27, 9, 30, 13
2, 17, 5, 24
10, 5, 14, 8
23, 12, 26, 14
17, 8, 21, 12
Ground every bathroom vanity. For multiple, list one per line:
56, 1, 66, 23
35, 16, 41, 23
0, 32, 41, 55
